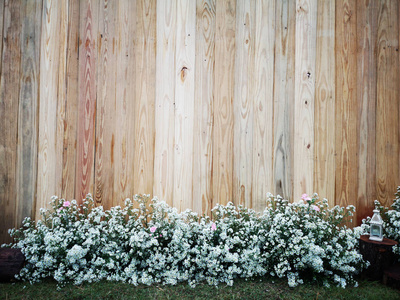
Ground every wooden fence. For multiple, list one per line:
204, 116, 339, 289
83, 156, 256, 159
0, 0, 399, 243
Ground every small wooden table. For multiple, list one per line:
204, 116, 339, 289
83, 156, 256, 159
359, 235, 398, 281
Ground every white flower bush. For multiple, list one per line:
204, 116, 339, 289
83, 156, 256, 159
361, 187, 400, 257
4, 193, 368, 288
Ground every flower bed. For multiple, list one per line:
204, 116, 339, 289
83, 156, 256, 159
3, 193, 368, 288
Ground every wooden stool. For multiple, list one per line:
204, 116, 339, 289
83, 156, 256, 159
383, 264, 400, 289
0, 248, 25, 282
359, 235, 398, 281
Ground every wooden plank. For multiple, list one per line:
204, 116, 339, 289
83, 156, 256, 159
0, 0, 4, 75
273, 0, 296, 201
153, 0, 176, 205
335, 0, 358, 210
233, 0, 254, 208
314, 0, 335, 206
0, 0, 21, 243
213, 0, 235, 206
173, 0, 196, 211
356, 0, 378, 223
293, 0, 317, 199
76, 0, 99, 203
134, 0, 156, 199
114, 0, 136, 206
376, 0, 399, 208
37, 0, 62, 218
61, 0, 80, 201
252, 0, 275, 211
95, 0, 117, 208
193, 0, 215, 215
15, 0, 42, 226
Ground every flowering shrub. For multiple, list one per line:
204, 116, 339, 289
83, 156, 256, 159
361, 187, 400, 258
4, 193, 368, 288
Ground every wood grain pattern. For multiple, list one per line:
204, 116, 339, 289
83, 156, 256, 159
15, 0, 42, 227
134, 0, 156, 198
314, 0, 335, 206
76, 0, 98, 203
376, 0, 399, 208
357, 0, 378, 223
233, 0, 254, 208
0, 0, 21, 242
173, 0, 196, 211
193, 0, 215, 215
252, 0, 275, 211
293, 0, 317, 199
335, 0, 358, 210
213, 0, 235, 206
154, 0, 176, 205
61, 0, 80, 201
37, 0, 62, 218
273, 0, 295, 201
95, 0, 117, 208
114, 0, 136, 206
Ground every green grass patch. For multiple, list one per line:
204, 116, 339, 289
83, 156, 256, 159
1, 277, 399, 300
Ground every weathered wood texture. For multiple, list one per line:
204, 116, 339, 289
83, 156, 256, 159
1, 0, 400, 243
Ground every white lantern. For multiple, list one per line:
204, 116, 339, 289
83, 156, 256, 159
369, 208, 383, 242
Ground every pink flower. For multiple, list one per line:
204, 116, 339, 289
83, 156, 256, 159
301, 194, 311, 202
211, 223, 217, 231
63, 201, 71, 207
150, 226, 157, 233
312, 205, 320, 212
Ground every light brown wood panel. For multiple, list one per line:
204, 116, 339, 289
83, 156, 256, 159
314, 0, 335, 206
193, 0, 215, 215
15, 0, 42, 227
293, 0, 317, 199
376, 0, 399, 208
356, 0, 378, 223
114, 0, 136, 206
134, 0, 156, 198
76, 0, 99, 203
252, 0, 275, 211
273, 0, 295, 201
0, 0, 21, 243
0, 1, 4, 77
95, 0, 117, 207
233, 0, 254, 208
37, 0, 63, 218
154, 0, 176, 205
213, 0, 236, 206
335, 0, 358, 211
173, 0, 196, 211
61, 0, 80, 201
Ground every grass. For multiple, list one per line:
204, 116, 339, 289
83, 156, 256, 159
1, 277, 399, 300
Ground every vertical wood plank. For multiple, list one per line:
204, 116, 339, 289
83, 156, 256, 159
357, 0, 378, 223
0, 0, 21, 242
114, 0, 136, 205
193, 0, 215, 215
134, 0, 156, 198
37, 0, 62, 217
95, 0, 117, 208
213, 0, 235, 206
335, 0, 358, 210
273, 0, 296, 201
173, 0, 196, 211
62, 0, 80, 201
314, 0, 335, 205
233, 0, 254, 208
154, 0, 176, 205
76, 0, 98, 203
376, 0, 399, 207
252, 0, 275, 211
293, 0, 317, 199
16, 0, 42, 226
